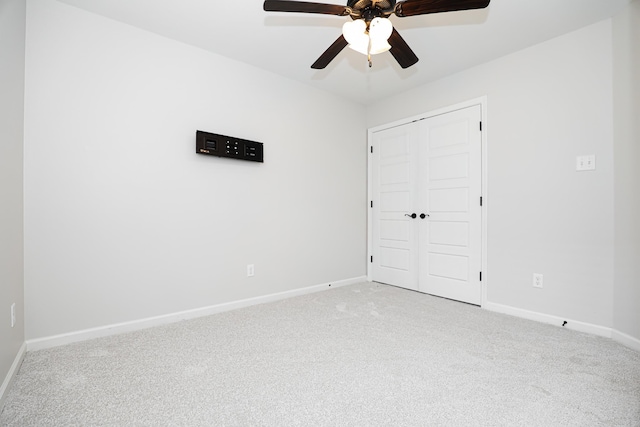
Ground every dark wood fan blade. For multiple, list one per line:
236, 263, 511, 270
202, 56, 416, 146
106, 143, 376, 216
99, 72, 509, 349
264, 0, 348, 15
311, 35, 349, 69
395, 0, 489, 17
388, 29, 419, 68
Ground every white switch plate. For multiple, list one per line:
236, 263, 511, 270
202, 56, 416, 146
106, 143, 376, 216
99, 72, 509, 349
247, 264, 254, 277
576, 155, 596, 171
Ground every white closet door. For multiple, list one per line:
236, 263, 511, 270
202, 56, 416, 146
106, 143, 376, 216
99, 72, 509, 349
371, 123, 419, 291
418, 105, 482, 305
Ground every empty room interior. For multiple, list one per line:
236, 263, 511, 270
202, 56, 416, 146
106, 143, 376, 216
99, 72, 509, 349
1, 0, 640, 424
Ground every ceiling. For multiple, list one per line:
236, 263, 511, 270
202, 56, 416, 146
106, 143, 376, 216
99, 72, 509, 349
56, 0, 631, 105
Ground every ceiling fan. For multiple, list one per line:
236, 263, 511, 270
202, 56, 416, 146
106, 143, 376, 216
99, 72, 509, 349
263, 0, 490, 69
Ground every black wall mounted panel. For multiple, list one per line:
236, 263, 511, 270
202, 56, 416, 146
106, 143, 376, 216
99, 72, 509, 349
196, 130, 264, 163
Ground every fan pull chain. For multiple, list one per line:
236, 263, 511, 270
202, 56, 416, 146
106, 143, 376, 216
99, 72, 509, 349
367, 35, 373, 68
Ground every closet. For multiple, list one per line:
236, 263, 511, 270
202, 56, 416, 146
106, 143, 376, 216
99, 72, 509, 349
369, 104, 483, 305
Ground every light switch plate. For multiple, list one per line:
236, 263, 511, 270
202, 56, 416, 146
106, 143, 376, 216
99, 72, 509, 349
576, 155, 596, 171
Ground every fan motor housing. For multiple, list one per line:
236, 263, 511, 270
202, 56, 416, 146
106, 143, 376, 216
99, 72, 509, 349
348, 0, 395, 10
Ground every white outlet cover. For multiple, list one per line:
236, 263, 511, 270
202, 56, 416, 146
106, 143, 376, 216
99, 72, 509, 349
533, 273, 543, 288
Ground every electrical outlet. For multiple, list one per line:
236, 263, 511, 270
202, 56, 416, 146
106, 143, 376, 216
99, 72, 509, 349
533, 273, 543, 289
11, 303, 16, 328
247, 264, 255, 277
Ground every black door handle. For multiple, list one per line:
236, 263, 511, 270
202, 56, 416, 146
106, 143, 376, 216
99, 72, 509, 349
420, 213, 429, 219
404, 213, 417, 219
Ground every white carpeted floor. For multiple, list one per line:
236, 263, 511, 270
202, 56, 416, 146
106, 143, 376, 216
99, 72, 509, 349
1, 282, 639, 426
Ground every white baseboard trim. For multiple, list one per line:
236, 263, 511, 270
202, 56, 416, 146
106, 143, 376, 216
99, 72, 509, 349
26, 276, 366, 352
484, 301, 640, 351
611, 329, 640, 352
0, 341, 27, 411
483, 301, 613, 338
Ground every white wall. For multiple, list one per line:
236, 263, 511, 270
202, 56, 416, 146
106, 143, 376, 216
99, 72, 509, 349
0, 0, 26, 404
24, 0, 367, 340
367, 20, 616, 329
21, 0, 638, 346
612, 0, 640, 341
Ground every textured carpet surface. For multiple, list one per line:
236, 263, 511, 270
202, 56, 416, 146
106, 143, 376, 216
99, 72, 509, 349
1, 282, 639, 426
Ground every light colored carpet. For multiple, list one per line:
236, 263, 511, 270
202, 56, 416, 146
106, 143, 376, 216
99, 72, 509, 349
1, 282, 639, 426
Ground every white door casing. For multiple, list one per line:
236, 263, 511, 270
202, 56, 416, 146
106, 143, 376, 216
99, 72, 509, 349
369, 101, 485, 305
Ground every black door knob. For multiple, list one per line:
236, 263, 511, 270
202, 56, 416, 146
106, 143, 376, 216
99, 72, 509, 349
404, 213, 417, 219
420, 213, 429, 219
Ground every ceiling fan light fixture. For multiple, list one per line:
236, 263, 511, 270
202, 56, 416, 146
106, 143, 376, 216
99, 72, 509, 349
265, 0, 491, 70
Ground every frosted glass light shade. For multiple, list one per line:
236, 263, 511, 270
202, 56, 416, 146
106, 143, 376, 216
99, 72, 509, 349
342, 19, 369, 55
342, 18, 393, 56
368, 17, 392, 54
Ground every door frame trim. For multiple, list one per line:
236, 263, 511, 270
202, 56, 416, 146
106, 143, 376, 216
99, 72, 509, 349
367, 96, 489, 307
